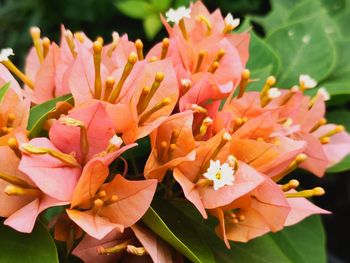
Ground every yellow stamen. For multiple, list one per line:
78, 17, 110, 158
30, 27, 44, 63
191, 104, 208, 115
103, 76, 115, 101
194, 49, 207, 73
96, 36, 104, 46
96, 190, 107, 198
1, 59, 34, 89
5, 184, 41, 197
211, 132, 231, 161
93, 41, 103, 100
260, 76, 276, 107
285, 187, 325, 198
137, 72, 165, 114
6, 113, 15, 127
281, 179, 300, 192
126, 245, 148, 256
208, 49, 225, 73
279, 89, 297, 106
64, 30, 77, 58
310, 118, 327, 133
227, 155, 238, 170
104, 195, 118, 206
149, 56, 159, 62
60, 117, 89, 164
179, 18, 189, 40
238, 69, 250, 98
320, 137, 330, 144
272, 154, 307, 182
74, 32, 85, 43
135, 39, 144, 60
107, 32, 119, 57
0, 172, 32, 189
8, 138, 22, 159
160, 38, 170, 59
108, 52, 138, 103
319, 125, 345, 140
91, 199, 104, 214
195, 117, 213, 140
158, 141, 168, 162
42, 37, 50, 58
167, 129, 180, 160
97, 239, 131, 255
196, 178, 212, 188
196, 15, 212, 35
21, 143, 81, 168
139, 98, 171, 125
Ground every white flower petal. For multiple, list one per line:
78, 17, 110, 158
299, 74, 317, 89
165, 6, 191, 24
0, 48, 14, 62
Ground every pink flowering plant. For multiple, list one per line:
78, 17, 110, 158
0, 1, 349, 262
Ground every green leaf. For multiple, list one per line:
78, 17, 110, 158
0, 222, 59, 263
0, 82, 10, 102
173, 200, 326, 263
121, 136, 150, 160
247, 32, 280, 73
143, 14, 162, 39
151, 0, 171, 12
335, 10, 350, 39
267, 14, 337, 87
27, 94, 73, 138
327, 155, 350, 173
114, 0, 153, 19
142, 200, 215, 263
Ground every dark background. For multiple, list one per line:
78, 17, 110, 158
0, 0, 349, 262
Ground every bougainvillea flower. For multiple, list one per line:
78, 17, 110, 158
0, 83, 30, 146
144, 111, 196, 182
173, 130, 265, 218
67, 173, 157, 239
0, 133, 67, 233
210, 176, 290, 247
72, 223, 178, 263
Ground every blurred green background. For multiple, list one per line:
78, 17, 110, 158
1, 0, 349, 262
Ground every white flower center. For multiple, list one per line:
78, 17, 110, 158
317, 87, 330, 101
299, 74, 317, 89
0, 48, 14, 62
203, 160, 235, 190
268, 87, 281, 99
224, 13, 240, 28
165, 6, 191, 24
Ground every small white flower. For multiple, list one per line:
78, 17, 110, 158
268, 87, 281, 99
109, 135, 123, 148
0, 48, 14, 62
299, 74, 317, 89
203, 160, 235, 190
165, 6, 191, 24
181, 78, 191, 88
224, 13, 240, 28
317, 87, 330, 101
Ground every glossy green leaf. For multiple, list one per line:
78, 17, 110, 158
173, 200, 326, 263
267, 15, 336, 87
143, 14, 162, 39
327, 155, 350, 173
114, 0, 153, 19
151, 0, 171, 12
0, 222, 59, 263
142, 200, 215, 263
247, 32, 280, 73
0, 82, 10, 102
27, 94, 73, 138
335, 10, 350, 39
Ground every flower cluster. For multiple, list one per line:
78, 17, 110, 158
0, 1, 349, 262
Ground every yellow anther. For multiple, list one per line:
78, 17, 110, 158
96, 36, 104, 46
74, 32, 85, 43
208, 49, 225, 73
135, 39, 144, 60
5, 184, 41, 197
227, 155, 238, 170
283, 118, 293, 128
21, 143, 81, 168
285, 187, 325, 198
272, 153, 307, 182
8, 138, 22, 159
196, 178, 213, 188
208, 61, 219, 73
104, 194, 118, 206
191, 104, 208, 115
319, 125, 345, 140
320, 137, 330, 144
158, 141, 168, 162
137, 72, 165, 114
194, 49, 207, 73
238, 215, 245, 221
161, 38, 170, 59
281, 179, 300, 192
91, 199, 104, 214
64, 29, 77, 58
96, 190, 107, 198
97, 239, 130, 255
42, 37, 50, 58
108, 52, 138, 103
1, 59, 34, 90
103, 76, 115, 101
107, 32, 119, 57
310, 118, 327, 133
30, 27, 44, 63
126, 245, 148, 256
238, 69, 250, 98
149, 56, 159, 62
138, 98, 171, 125
260, 76, 276, 106
93, 41, 103, 100
234, 118, 243, 127
6, 113, 15, 127
179, 18, 189, 40
196, 15, 212, 34
195, 117, 213, 140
